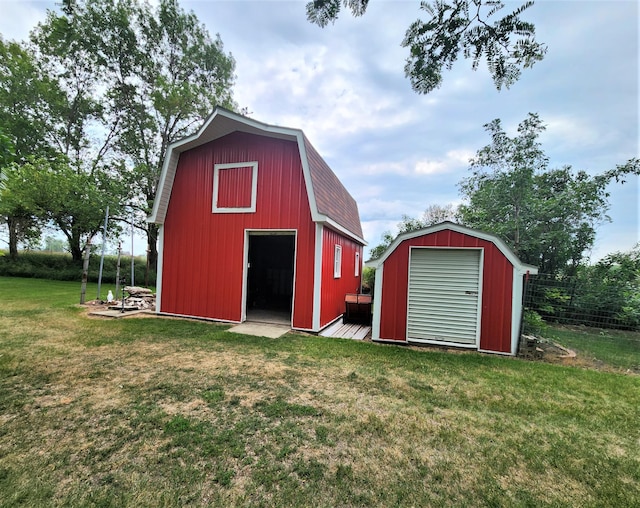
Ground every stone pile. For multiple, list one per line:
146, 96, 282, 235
123, 286, 156, 310
107, 286, 156, 311
518, 334, 543, 359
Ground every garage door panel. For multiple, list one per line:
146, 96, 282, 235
407, 248, 481, 345
408, 301, 478, 313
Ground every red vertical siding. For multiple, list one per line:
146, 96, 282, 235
320, 227, 363, 327
217, 166, 253, 208
161, 131, 315, 329
378, 230, 513, 353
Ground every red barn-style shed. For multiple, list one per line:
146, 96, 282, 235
366, 222, 537, 355
148, 108, 365, 332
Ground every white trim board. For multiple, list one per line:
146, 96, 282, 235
242, 229, 297, 328
366, 221, 537, 276
212, 161, 258, 213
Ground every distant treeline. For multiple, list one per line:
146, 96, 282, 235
0, 251, 155, 287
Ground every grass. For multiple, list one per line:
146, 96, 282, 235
545, 324, 640, 372
1, 276, 639, 507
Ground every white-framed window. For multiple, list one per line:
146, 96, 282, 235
212, 161, 258, 213
355, 251, 360, 277
334, 244, 342, 278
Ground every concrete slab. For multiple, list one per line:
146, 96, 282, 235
89, 309, 149, 318
227, 322, 290, 338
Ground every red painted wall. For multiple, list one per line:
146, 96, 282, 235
320, 227, 363, 327
378, 229, 514, 353
217, 165, 253, 208
161, 131, 315, 329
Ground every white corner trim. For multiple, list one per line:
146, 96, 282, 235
312, 223, 323, 331
155, 225, 165, 313
511, 266, 525, 356
212, 161, 258, 213
371, 263, 384, 341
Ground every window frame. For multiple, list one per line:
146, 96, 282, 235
212, 161, 259, 213
334, 244, 342, 278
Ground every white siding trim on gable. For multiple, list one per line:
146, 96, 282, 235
366, 221, 537, 276
147, 107, 366, 246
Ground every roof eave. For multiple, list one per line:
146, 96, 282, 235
367, 221, 536, 272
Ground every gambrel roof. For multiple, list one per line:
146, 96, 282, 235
366, 221, 538, 275
148, 107, 364, 244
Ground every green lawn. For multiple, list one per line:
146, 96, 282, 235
1, 277, 639, 507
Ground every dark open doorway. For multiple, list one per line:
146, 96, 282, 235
246, 233, 295, 324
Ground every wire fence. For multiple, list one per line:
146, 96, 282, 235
523, 273, 639, 331
522, 274, 640, 370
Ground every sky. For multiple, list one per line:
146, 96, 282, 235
1, 0, 638, 261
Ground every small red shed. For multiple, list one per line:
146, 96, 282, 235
148, 108, 365, 332
366, 222, 537, 355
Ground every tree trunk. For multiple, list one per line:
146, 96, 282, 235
7, 216, 18, 259
147, 223, 158, 273
69, 226, 85, 262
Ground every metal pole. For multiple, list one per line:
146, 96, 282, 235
97, 205, 109, 300
130, 209, 135, 286
115, 241, 122, 297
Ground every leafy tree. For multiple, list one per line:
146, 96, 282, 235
0, 38, 61, 258
369, 203, 458, 259
2, 156, 124, 261
306, 0, 546, 93
0, 129, 13, 192
0, 160, 46, 257
574, 246, 640, 329
79, 0, 237, 272
29, 1, 130, 260
526, 246, 640, 330
42, 235, 67, 253
458, 113, 640, 275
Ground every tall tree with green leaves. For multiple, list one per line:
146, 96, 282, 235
306, 0, 547, 93
0, 128, 12, 184
29, 1, 129, 260
458, 113, 639, 275
0, 37, 62, 258
3, 156, 125, 261
83, 0, 236, 271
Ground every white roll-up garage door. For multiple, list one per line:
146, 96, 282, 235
407, 248, 481, 345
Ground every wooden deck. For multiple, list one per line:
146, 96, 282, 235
319, 320, 371, 340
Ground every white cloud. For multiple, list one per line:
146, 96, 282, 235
542, 115, 602, 150
414, 149, 473, 175
0, 1, 50, 42
358, 161, 411, 176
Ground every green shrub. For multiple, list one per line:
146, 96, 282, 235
362, 266, 375, 294
0, 250, 155, 286
522, 309, 546, 336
